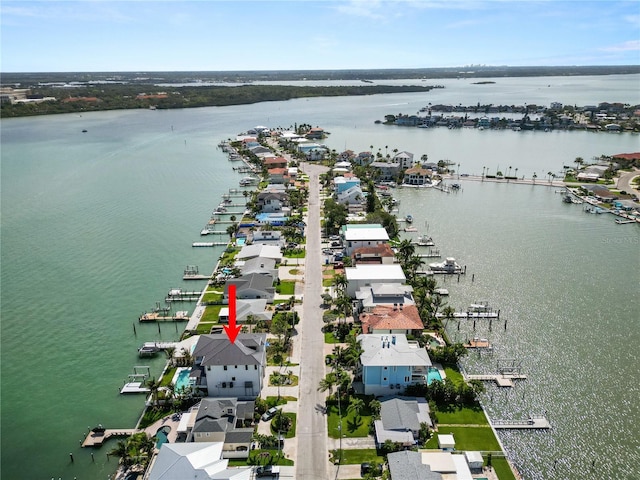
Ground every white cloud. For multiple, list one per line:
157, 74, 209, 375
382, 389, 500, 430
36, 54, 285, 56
599, 40, 640, 52
334, 0, 385, 20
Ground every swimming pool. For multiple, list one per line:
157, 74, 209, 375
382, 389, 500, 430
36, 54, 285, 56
173, 367, 194, 391
236, 237, 246, 246
427, 366, 443, 385
155, 425, 170, 448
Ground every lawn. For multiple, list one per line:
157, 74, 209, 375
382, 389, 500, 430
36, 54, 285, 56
434, 406, 488, 425
425, 427, 501, 451
324, 331, 343, 344
443, 367, 465, 385
201, 291, 223, 303
327, 397, 373, 438
271, 412, 297, 439
322, 278, 334, 287
160, 367, 176, 387
227, 450, 294, 467
276, 280, 296, 295
331, 448, 383, 465
200, 304, 223, 323
195, 321, 219, 335
283, 250, 306, 259
491, 456, 517, 480
266, 396, 297, 407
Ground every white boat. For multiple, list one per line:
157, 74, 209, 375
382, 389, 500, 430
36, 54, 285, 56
413, 234, 435, 246
469, 302, 491, 312
428, 257, 463, 273
239, 176, 258, 186
434, 288, 449, 296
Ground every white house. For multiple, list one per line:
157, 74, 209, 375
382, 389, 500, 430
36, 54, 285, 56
192, 333, 267, 399
236, 244, 282, 262
147, 442, 251, 480
343, 225, 390, 256
345, 264, 405, 297
393, 151, 415, 169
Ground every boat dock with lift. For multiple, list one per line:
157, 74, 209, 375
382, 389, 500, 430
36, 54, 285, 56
82, 428, 138, 447
192, 241, 230, 247
183, 265, 211, 280
165, 288, 202, 302
120, 366, 151, 394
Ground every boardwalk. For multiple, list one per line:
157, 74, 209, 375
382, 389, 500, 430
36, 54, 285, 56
467, 373, 527, 387
492, 415, 551, 430
82, 429, 137, 447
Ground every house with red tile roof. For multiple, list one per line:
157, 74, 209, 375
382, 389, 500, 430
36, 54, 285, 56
360, 304, 424, 336
352, 243, 396, 265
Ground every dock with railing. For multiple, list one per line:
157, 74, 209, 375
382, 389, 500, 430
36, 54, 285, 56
82, 429, 138, 447
492, 415, 551, 430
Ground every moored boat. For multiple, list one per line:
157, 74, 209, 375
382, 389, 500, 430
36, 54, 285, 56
429, 257, 463, 273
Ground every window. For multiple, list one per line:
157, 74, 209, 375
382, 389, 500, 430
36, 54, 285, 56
245, 365, 248, 370
232, 377, 236, 381
383, 377, 387, 382
383, 366, 388, 370
224, 366, 227, 371
405, 376, 410, 382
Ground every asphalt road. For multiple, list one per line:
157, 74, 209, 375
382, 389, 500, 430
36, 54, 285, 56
295, 161, 331, 480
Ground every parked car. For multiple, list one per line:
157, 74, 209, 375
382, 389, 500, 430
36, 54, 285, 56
330, 241, 342, 247
256, 465, 280, 477
261, 407, 279, 422
329, 235, 341, 241
322, 248, 334, 255
274, 302, 290, 311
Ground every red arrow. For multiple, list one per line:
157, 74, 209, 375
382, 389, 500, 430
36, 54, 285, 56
223, 284, 242, 344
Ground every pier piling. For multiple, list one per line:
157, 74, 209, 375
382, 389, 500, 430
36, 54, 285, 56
472, 273, 475, 282
133, 323, 137, 336
69, 453, 74, 463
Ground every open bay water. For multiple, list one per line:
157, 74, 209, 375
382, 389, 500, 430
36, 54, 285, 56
1, 75, 639, 479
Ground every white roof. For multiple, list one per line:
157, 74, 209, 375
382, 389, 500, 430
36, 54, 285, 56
358, 333, 431, 367
420, 451, 456, 473
346, 264, 405, 281
438, 434, 456, 448
452, 454, 474, 480
344, 227, 389, 241
236, 244, 282, 261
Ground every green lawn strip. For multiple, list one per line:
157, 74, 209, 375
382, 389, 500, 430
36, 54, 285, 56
327, 399, 372, 438
322, 278, 334, 287
443, 367, 465, 386
200, 305, 223, 323
324, 331, 341, 344
431, 426, 501, 451
270, 412, 297, 438
276, 281, 296, 295
333, 448, 384, 465
269, 372, 299, 387
434, 406, 488, 425
227, 450, 294, 467
265, 396, 297, 407
160, 367, 177, 386
491, 456, 517, 480
283, 250, 305, 259
201, 291, 223, 303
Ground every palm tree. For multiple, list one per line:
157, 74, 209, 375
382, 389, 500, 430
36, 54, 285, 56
318, 372, 337, 397
532, 172, 537, 184
441, 305, 455, 331
397, 239, 415, 266
333, 273, 347, 295
145, 377, 161, 408
515, 167, 519, 179
335, 295, 352, 324
574, 157, 584, 172
107, 440, 131, 466
347, 397, 365, 418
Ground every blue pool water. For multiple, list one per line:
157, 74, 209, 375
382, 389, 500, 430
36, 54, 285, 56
427, 367, 443, 385
236, 238, 246, 246
155, 426, 170, 448
174, 368, 193, 390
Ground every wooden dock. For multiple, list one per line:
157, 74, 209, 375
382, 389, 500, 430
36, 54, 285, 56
467, 373, 527, 387
492, 415, 551, 430
437, 311, 500, 319
139, 311, 189, 322
82, 429, 137, 447
193, 242, 229, 247
464, 338, 492, 349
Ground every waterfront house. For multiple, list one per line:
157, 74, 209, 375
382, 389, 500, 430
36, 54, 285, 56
352, 243, 396, 265
224, 274, 275, 303
374, 396, 432, 447
238, 256, 278, 279
370, 161, 401, 182
257, 189, 288, 213
403, 166, 433, 186
357, 333, 431, 396
387, 450, 442, 480
336, 186, 365, 212
267, 167, 289, 185
218, 299, 272, 325
188, 398, 255, 458
345, 263, 406, 297
237, 244, 282, 263
360, 304, 424, 336
263, 156, 288, 169
354, 283, 415, 313
305, 127, 325, 139
192, 333, 267, 399
249, 229, 284, 248
334, 176, 361, 194
393, 151, 415, 169
147, 442, 251, 480
355, 151, 374, 166
343, 225, 390, 256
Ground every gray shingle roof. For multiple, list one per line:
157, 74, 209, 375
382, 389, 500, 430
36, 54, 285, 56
193, 333, 266, 367
387, 451, 442, 480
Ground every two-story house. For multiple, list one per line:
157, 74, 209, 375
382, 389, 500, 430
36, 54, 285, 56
192, 333, 267, 399
189, 398, 255, 458
357, 333, 431, 396
343, 224, 390, 256
345, 264, 406, 297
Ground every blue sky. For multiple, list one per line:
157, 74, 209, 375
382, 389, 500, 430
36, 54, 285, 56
1, 1, 639, 72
